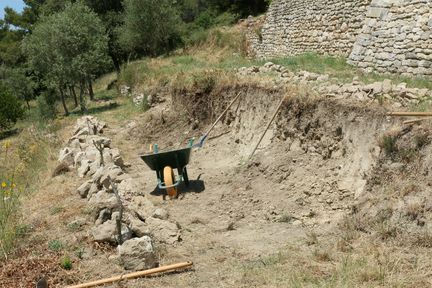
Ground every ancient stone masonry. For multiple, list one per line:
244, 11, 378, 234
58, 116, 180, 270
247, 0, 370, 58
349, 0, 432, 76
247, 0, 432, 76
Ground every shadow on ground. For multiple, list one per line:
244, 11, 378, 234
150, 179, 206, 198
0, 128, 19, 141
70, 102, 119, 116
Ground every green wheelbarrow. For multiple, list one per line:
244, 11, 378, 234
139, 92, 243, 199
139, 141, 193, 198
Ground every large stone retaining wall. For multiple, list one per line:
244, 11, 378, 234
248, 0, 370, 58
348, 0, 432, 76
248, 0, 432, 76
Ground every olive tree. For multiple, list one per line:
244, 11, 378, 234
119, 0, 182, 57
23, 2, 110, 115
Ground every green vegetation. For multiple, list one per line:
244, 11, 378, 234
0, 126, 59, 259
0, 84, 24, 131
60, 255, 73, 270
380, 135, 398, 156
48, 239, 63, 251
22, 2, 110, 115
119, 0, 182, 56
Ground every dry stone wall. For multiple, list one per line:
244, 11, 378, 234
248, 0, 432, 76
248, 0, 370, 58
58, 116, 180, 271
349, 0, 432, 76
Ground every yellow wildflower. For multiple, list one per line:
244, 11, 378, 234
11, 183, 16, 188
2, 141, 11, 150
1, 182, 6, 188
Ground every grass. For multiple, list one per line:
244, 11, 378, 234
48, 239, 63, 251
228, 241, 432, 288
233, 248, 389, 287
0, 125, 60, 259
115, 25, 432, 98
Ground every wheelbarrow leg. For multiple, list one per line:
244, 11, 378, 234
182, 167, 190, 187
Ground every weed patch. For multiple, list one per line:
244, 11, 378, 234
48, 239, 63, 251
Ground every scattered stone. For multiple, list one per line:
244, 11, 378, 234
129, 216, 148, 237
58, 148, 74, 166
145, 217, 180, 245
52, 162, 70, 177
91, 219, 132, 244
118, 236, 157, 271
77, 180, 92, 198
152, 208, 169, 220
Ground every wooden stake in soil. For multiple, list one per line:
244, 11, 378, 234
65, 261, 193, 288
249, 96, 286, 161
108, 177, 124, 245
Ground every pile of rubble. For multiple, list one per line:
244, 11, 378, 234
237, 62, 431, 107
119, 85, 162, 107
318, 78, 431, 107
237, 62, 330, 82
58, 116, 180, 270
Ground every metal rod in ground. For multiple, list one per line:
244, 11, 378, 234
403, 117, 432, 125
387, 111, 432, 117
65, 261, 193, 288
249, 97, 286, 161
195, 92, 243, 147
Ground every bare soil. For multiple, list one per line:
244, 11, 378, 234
3, 81, 432, 287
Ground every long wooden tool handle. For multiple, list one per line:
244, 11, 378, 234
204, 92, 243, 138
403, 117, 432, 124
388, 111, 432, 117
65, 261, 193, 288
249, 96, 286, 160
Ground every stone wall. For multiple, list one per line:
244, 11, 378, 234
248, 0, 370, 58
348, 0, 432, 76
248, 0, 432, 76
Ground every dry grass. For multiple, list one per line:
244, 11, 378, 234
217, 227, 432, 288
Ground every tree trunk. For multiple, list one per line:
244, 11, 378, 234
59, 85, 69, 116
109, 53, 121, 74
79, 80, 87, 114
87, 77, 94, 101
25, 99, 30, 109
69, 86, 78, 108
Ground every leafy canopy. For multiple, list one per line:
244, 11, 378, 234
0, 83, 24, 131
22, 2, 110, 88
119, 0, 182, 56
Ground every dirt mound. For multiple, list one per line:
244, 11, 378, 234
124, 79, 431, 286
350, 124, 432, 246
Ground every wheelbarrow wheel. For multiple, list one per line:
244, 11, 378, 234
164, 166, 177, 199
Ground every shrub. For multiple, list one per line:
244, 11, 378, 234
60, 255, 72, 270
380, 135, 398, 156
36, 90, 57, 121
0, 84, 24, 131
214, 12, 238, 26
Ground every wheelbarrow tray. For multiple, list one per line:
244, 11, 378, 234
139, 147, 192, 171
